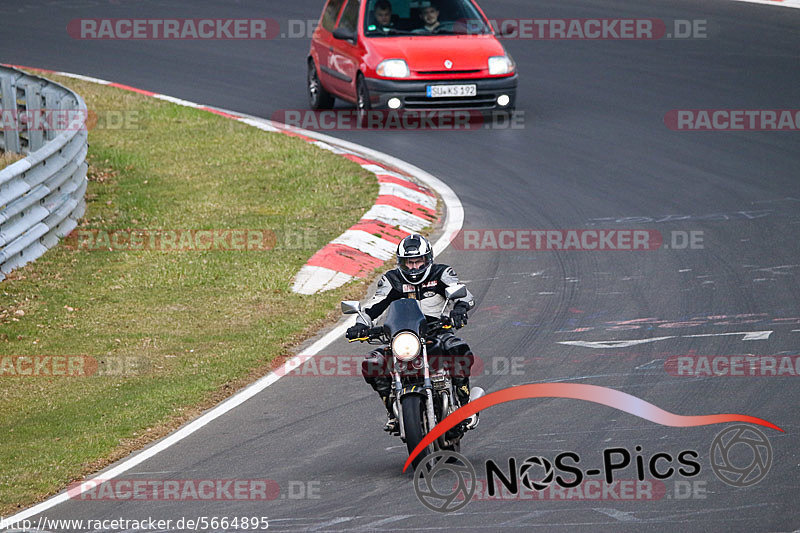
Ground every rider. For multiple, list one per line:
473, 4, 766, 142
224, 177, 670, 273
346, 234, 477, 433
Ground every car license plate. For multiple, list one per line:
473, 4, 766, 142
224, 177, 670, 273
426, 84, 477, 98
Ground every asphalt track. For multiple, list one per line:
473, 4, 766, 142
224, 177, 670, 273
2, 0, 800, 531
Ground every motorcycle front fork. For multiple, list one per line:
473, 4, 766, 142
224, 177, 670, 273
392, 345, 436, 443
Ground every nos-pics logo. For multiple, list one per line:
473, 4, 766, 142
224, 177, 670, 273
413, 424, 773, 513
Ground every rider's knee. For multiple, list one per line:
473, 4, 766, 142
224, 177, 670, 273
430, 351, 473, 378
445, 337, 473, 356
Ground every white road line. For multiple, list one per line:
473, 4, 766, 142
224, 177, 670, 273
361, 204, 431, 232
683, 330, 773, 340
558, 330, 775, 349
307, 517, 356, 531
330, 229, 397, 260
361, 163, 389, 174
53, 72, 111, 84
498, 512, 550, 527
729, 0, 800, 8
150, 94, 203, 108
354, 515, 414, 530
236, 118, 279, 132
370, 168, 410, 180
292, 265, 354, 295
558, 337, 676, 349
378, 182, 437, 209
594, 508, 641, 522
311, 140, 348, 154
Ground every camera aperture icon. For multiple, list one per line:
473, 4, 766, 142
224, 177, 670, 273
710, 424, 773, 487
413, 451, 476, 513
519, 456, 554, 491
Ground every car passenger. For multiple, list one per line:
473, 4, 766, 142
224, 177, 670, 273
373, 0, 395, 29
414, 1, 442, 34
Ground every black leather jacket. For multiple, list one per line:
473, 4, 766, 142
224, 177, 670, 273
356, 264, 475, 325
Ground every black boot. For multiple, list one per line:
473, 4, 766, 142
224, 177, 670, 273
381, 395, 399, 434
363, 349, 398, 433
455, 379, 479, 430
456, 382, 471, 407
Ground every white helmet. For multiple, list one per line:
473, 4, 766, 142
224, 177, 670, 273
396, 234, 434, 285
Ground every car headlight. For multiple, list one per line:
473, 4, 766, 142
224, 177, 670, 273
392, 332, 421, 361
488, 55, 515, 75
377, 59, 410, 78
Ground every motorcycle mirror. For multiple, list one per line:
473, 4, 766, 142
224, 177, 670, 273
445, 284, 467, 300
341, 300, 373, 327
341, 301, 361, 315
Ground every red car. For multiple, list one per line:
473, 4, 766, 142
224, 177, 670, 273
308, 0, 517, 114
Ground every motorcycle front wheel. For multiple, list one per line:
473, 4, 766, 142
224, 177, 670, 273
402, 394, 433, 471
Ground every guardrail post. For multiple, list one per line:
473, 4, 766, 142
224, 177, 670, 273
24, 82, 44, 153
41, 87, 60, 142
1, 74, 22, 153
57, 91, 72, 134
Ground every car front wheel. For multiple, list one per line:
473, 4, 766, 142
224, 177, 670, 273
356, 74, 371, 125
308, 59, 335, 110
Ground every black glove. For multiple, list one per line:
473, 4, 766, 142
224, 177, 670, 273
449, 302, 470, 329
346, 323, 370, 340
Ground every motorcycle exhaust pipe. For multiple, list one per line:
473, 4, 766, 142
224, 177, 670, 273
469, 387, 486, 403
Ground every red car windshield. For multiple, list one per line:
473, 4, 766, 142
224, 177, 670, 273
363, 0, 492, 37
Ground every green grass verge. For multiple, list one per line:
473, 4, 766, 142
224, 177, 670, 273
0, 73, 377, 514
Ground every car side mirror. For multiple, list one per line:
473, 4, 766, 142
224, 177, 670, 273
445, 284, 467, 300
333, 27, 356, 42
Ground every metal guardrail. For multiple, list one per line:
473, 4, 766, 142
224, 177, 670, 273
0, 65, 88, 282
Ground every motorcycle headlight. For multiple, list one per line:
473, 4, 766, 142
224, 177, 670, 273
377, 59, 410, 78
488, 55, 515, 75
392, 332, 421, 361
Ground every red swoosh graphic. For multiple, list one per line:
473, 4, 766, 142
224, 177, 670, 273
403, 383, 783, 472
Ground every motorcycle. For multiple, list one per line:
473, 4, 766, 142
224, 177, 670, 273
342, 284, 485, 470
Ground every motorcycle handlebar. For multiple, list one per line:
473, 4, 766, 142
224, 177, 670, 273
347, 326, 385, 344
426, 315, 456, 332
349, 316, 458, 343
